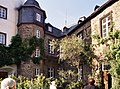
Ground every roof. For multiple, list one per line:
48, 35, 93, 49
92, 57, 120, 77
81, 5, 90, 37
24, 0, 40, 8
45, 23, 63, 38
67, 0, 118, 35
64, 24, 78, 35
18, 0, 46, 19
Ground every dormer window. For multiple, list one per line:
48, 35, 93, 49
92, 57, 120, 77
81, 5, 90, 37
0, 6, 7, 19
36, 13, 41, 22
48, 26, 52, 32
36, 30, 40, 38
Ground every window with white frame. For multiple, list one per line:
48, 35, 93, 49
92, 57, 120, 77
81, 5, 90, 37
78, 65, 83, 80
0, 33, 6, 45
36, 30, 40, 38
48, 26, 52, 32
35, 68, 40, 76
48, 67, 54, 78
34, 49, 40, 57
101, 14, 112, 38
59, 45, 64, 57
0, 6, 7, 19
36, 13, 41, 22
48, 40, 54, 54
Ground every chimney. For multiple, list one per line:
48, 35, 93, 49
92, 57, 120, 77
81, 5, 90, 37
63, 26, 69, 33
94, 5, 100, 11
78, 16, 86, 24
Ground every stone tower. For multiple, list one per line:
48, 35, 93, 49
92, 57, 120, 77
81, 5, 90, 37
17, 0, 46, 78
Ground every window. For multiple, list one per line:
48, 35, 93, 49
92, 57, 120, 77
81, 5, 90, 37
78, 65, 83, 80
34, 49, 40, 57
36, 30, 40, 38
77, 32, 83, 45
48, 67, 54, 78
78, 32, 83, 39
101, 14, 112, 38
35, 68, 40, 76
0, 6, 7, 19
102, 63, 110, 71
0, 32, 6, 45
36, 13, 41, 22
48, 40, 54, 54
48, 26, 52, 32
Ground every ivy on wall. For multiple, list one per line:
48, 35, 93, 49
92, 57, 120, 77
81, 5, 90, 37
92, 25, 120, 88
29, 36, 45, 64
0, 44, 12, 66
0, 34, 44, 67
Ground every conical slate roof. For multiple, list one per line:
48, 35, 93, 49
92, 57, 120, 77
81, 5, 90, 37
24, 0, 40, 8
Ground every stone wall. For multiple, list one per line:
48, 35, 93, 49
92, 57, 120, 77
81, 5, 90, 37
18, 24, 45, 78
44, 33, 59, 77
44, 34, 58, 57
91, 0, 120, 68
18, 24, 44, 39
91, 1, 120, 43
18, 23, 60, 78
19, 60, 44, 79
72, 21, 91, 45
91, 1, 120, 88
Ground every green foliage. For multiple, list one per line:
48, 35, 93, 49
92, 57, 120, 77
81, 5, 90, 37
92, 34, 108, 45
57, 69, 83, 89
29, 36, 45, 64
0, 34, 44, 66
58, 69, 78, 82
51, 35, 93, 83
0, 78, 2, 85
9, 34, 27, 64
8, 74, 83, 89
107, 42, 120, 77
0, 44, 12, 66
66, 81, 83, 89
113, 30, 120, 39
52, 35, 93, 66
59, 35, 85, 62
93, 27, 120, 88
111, 77, 120, 89
9, 74, 50, 89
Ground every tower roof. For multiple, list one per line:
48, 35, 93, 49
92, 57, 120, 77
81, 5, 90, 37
24, 0, 40, 8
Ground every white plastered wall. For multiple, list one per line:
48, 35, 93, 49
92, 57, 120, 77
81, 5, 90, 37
0, 0, 25, 46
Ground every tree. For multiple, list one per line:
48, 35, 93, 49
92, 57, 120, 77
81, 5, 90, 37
0, 44, 12, 66
51, 35, 93, 81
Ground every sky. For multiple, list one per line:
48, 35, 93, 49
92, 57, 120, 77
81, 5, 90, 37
37, 0, 107, 30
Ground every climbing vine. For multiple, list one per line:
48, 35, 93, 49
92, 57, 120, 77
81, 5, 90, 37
0, 34, 44, 67
29, 36, 45, 64
0, 44, 12, 66
92, 25, 120, 88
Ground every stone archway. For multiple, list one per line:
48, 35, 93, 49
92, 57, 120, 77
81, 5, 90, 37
0, 65, 17, 79
0, 72, 8, 79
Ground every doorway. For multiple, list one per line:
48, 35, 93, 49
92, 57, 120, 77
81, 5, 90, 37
0, 72, 8, 79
